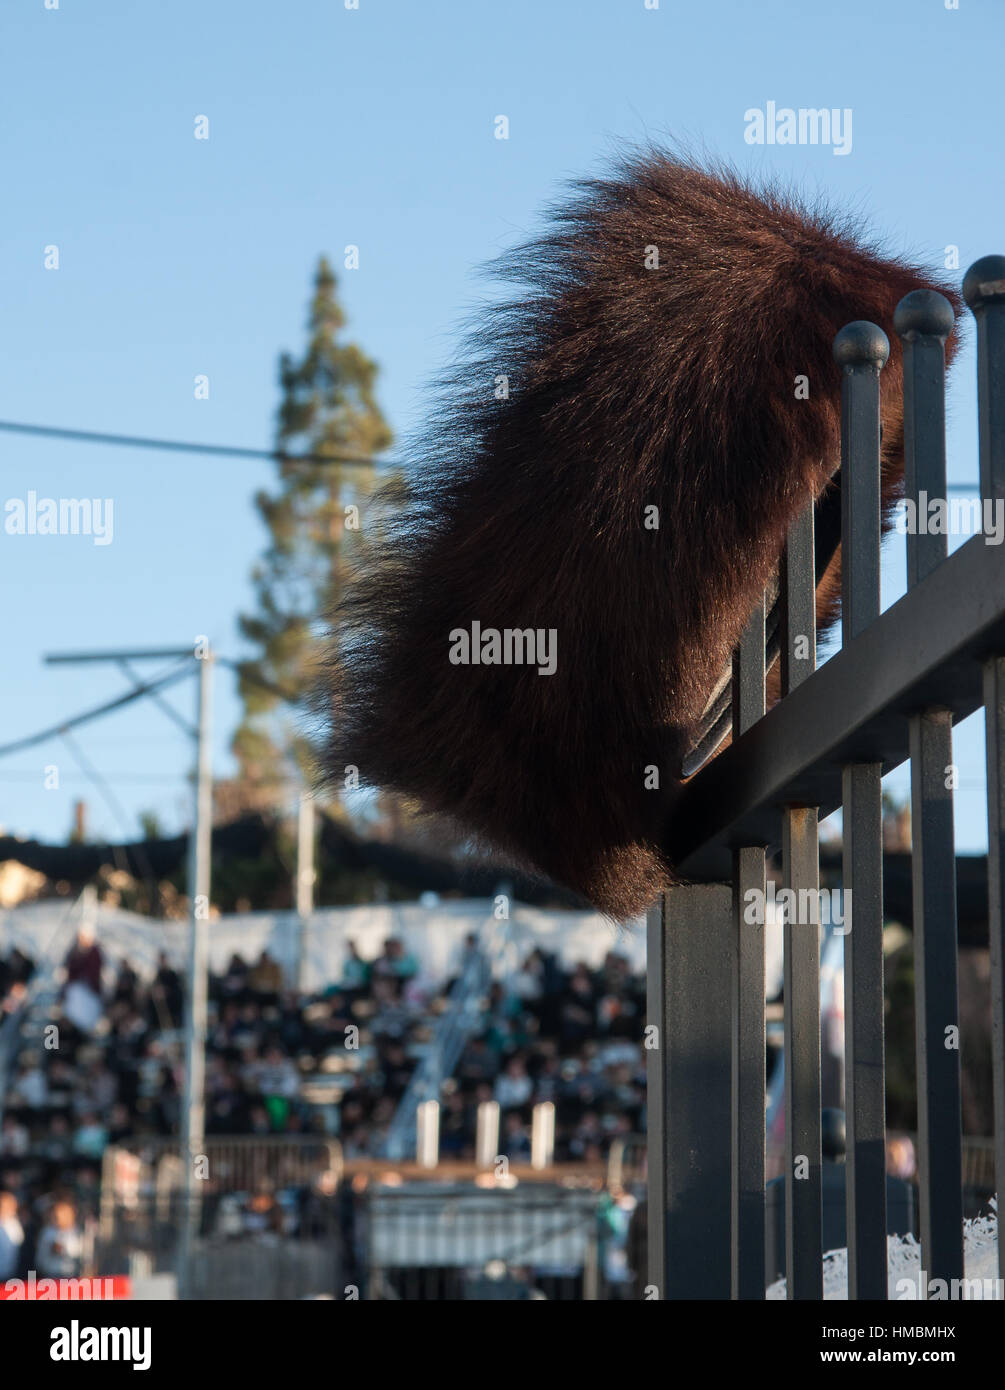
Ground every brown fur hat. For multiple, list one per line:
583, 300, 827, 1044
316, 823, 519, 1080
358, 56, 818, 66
321, 149, 961, 919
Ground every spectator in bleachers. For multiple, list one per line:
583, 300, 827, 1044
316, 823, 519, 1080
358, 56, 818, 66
72, 1112, 108, 1161
38, 1114, 73, 1164
501, 1112, 532, 1162
35, 1198, 83, 1279
0, 1190, 24, 1281
61, 924, 104, 1033
371, 938, 418, 994
249, 950, 283, 1004
340, 940, 370, 993
456, 1036, 498, 1087
494, 1056, 533, 1110
148, 951, 183, 1029
438, 1089, 470, 1157
0, 1115, 29, 1159
14, 1057, 48, 1110
0, 931, 648, 1237
0, 947, 35, 1015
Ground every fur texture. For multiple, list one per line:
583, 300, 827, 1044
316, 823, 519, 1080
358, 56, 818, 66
321, 150, 961, 919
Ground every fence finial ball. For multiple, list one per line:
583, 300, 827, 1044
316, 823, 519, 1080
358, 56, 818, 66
962, 255, 1005, 312
893, 288, 956, 341
832, 320, 890, 369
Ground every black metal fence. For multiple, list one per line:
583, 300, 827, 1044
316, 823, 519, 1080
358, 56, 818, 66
647, 257, 1005, 1300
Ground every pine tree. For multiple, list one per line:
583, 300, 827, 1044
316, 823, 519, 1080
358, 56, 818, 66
233, 257, 391, 799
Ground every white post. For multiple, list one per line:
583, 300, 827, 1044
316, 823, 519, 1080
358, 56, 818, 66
475, 1100, 500, 1170
531, 1102, 555, 1170
416, 1100, 440, 1169
178, 648, 213, 1297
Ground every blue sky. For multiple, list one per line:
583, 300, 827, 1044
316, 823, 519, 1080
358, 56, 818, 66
0, 0, 1001, 848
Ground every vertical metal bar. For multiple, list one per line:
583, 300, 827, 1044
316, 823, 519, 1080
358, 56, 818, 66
645, 900, 667, 1298
892, 291, 964, 1291
984, 655, 1005, 1282
835, 318, 891, 1300
780, 505, 816, 693
841, 764, 886, 1298
179, 648, 214, 1300
963, 255, 1005, 500
647, 885, 733, 1298
836, 322, 888, 626
895, 293, 953, 584
779, 487, 822, 1298
733, 591, 767, 732
909, 709, 963, 1287
583, 1229, 600, 1301
782, 806, 822, 1299
731, 593, 766, 1299
965, 258, 1005, 1277
732, 844, 765, 1299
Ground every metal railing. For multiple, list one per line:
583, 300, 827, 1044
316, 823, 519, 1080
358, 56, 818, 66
363, 1182, 616, 1300
647, 259, 1005, 1300
96, 1135, 344, 1300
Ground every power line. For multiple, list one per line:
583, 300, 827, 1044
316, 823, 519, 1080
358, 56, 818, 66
0, 662, 192, 760
0, 655, 302, 766
59, 728, 138, 838
0, 770, 192, 784
0, 419, 399, 471
0, 418, 984, 491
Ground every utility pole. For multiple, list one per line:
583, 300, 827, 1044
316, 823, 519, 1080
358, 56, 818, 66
178, 644, 214, 1296
45, 644, 214, 1300
295, 791, 316, 991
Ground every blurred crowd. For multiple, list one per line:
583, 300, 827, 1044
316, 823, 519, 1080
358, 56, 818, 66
0, 928, 646, 1279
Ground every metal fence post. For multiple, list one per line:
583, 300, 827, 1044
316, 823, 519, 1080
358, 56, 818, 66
894, 289, 964, 1292
835, 318, 890, 1300
964, 255, 1005, 1277
780, 489, 822, 1299
782, 807, 822, 1299
731, 593, 767, 1299
647, 883, 733, 1299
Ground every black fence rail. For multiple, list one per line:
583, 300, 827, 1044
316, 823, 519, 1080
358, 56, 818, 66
647, 258, 1005, 1300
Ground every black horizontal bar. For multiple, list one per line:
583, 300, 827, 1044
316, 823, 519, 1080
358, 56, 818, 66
673, 530, 1005, 877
